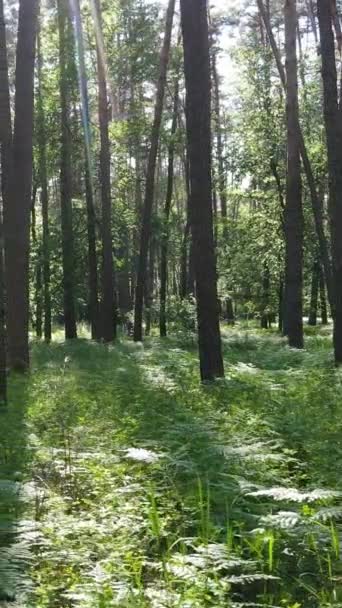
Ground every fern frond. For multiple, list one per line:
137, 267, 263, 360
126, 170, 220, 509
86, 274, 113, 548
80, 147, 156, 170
247, 486, 341, 502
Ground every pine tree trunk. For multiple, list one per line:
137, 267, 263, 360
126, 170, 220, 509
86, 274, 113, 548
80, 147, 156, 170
72, 0, 100, 340
308, 258, 320, 326
180, 153, 195, 299
58, 0, 77, 340
85, 166, 100, 339
4, 0, 38, 369
180, 0, 224, 381
94, 0, 116, 342
180, 221, 189, 298
320, 269, 328, 325
261, 263, 270, 329
278, 278, 284, 332
144, 239, 156, 337
0, 210, 6, 406
35, 249, 43, 339
134, 0, 176, 342
118, 258, 132, 318
317, 0, 342, 362
160, 77, 179, 337
283, 0, 304, 348
0, 0, 10, 400
226, 297, 235, 325
37, 28, 52, 343
212, 50, 227, 219
0, 0, 12, 195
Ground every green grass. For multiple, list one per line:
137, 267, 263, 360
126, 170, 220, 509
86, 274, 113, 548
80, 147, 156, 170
1, 324, 342, 607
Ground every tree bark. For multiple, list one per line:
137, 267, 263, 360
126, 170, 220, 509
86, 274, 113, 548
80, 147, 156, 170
308, 258, 320, 326
160, 77, 179, 337
180, 152, 195, 299
94, 0, 116, 342
0, 209, 6, 405
144, 237, 156, 337
317, 0, 342, 361
58, 0, 77, 340
212, 49, 227, 219
0, 0, 12, 198
283, 0, 304, 348
320, 269, 328, 324
0, 0, 10, 397
180, 0, 224, 381
72, 0, 100, 340
37, 27, 52, 343
4, 0, 38, 369
225, 296, 235, 325
133, 0, 176, 342
85, 166, 100, 339
261, 262, 270, 329
278, 278, 284, 333
35, 248, 43, 339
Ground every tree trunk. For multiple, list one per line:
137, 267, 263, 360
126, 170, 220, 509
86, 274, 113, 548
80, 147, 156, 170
283, 0, 304, 348
0, 209, 6, 406
308, 258, 320, 326
0, 0, 9, 400
4, 0, 38, 369
226, 297, 235, 325
144, 238, 156, 337
320, 269, 328, 324
180, 220, 190, 299
133, 0, 176, 342
212, 49, 227, 220
94, 0, 116, 342
261, 262, 270, 329
160, 77, 179, 337
317, 0, 342, 362
278, 278, 284, 332
72, 0, 100, 340
0, 0, 12, 199
180, 152, 195, 299
85, 166, 100, 339
35, 248, 43, 339
118, 259, 132, 318
37, 27, 52, 343
58, 0, 77, 340
257, 0, 334, 318
180, 0, 224, 381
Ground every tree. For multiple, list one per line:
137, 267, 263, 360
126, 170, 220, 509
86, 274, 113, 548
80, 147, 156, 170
317, 0, 342, 363
180, 0, 224, 381
93, 0, 116, 342
257, 0, 334, 318
4, 0, 38, 369
71, 0, 100, 340
37, 27, 52, 343
58, 0, 77, 340
283, 0, 304, 348
0, 0, 12, 197
159, 75, 179, 337
133, 0, 176, 342
308, 257, 320, 326
211, 38, 227, 221
0, 0, 10, 399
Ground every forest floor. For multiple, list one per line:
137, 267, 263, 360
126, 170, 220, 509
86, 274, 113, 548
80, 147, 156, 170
1, 324, 342, 608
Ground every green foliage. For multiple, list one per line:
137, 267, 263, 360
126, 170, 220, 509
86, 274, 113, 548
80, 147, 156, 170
1, 327, 342, 606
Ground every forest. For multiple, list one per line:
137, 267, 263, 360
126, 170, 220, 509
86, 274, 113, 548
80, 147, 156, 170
1, 0, 342, 605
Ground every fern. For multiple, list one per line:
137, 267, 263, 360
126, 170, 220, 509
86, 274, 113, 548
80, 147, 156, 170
247, 486, 341, 502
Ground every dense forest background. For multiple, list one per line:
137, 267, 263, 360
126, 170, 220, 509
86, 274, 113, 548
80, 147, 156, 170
2, 0, 342, 606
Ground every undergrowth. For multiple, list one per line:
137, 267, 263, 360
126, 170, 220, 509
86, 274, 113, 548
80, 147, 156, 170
1, 324, 342, 607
